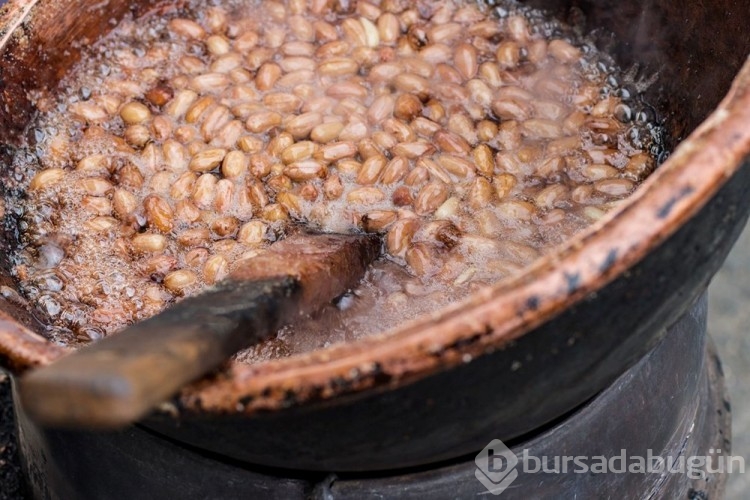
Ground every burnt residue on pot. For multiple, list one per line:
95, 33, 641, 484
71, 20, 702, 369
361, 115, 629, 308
656, 184, 695, 219
563, 270, 581, 293
598, 247, 617, 272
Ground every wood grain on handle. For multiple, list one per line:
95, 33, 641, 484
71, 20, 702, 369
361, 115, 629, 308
19, 232, 380, 429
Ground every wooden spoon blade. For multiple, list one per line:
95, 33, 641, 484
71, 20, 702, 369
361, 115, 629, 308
19, 232, 380, 429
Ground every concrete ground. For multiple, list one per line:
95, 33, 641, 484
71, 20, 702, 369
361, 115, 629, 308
710, 220, 750, 499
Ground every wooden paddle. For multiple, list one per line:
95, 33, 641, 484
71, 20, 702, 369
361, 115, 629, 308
19, 232, 380, 429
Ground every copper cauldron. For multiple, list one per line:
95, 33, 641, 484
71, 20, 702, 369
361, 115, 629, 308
0, 0, 748, 474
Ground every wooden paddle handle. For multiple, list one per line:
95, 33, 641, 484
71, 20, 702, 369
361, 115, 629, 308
19, 277, 301, 428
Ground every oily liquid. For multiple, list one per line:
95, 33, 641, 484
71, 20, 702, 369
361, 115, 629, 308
7, 0, 665, 362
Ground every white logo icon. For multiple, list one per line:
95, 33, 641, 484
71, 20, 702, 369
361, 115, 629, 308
475, 439, 519, 495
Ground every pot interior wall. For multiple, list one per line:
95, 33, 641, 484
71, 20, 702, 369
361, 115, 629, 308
0, 0, 748, 339
528, 0, 748, 144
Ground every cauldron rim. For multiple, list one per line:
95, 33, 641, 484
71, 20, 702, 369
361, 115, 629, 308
0, 0, 748, 418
